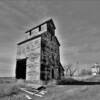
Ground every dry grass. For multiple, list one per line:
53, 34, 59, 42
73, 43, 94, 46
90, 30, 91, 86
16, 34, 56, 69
44, 85, 100, 100
0, 78, 27, 100
0, 83, 29, 100
1, 77, 100, 100
0, 84, 19, 97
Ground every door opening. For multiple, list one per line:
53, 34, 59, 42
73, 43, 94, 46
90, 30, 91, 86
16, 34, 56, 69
16, 58, 27, 79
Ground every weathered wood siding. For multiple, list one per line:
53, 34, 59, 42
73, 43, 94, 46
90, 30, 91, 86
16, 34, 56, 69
41, 30, 61, 81
16, 19, 64, 84
17, 37, 41, 81
25, 23, 47, 40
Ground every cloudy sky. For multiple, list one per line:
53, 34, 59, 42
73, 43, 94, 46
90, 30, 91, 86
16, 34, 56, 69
0, 0, 100, 76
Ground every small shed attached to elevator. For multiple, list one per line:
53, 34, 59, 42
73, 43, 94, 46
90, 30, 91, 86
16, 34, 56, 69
16, 19, 64, 85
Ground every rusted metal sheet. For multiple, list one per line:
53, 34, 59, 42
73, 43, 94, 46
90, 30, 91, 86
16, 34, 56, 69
17, 37, 41, 81
26, 71, 40, 81
17, 37, 41, 59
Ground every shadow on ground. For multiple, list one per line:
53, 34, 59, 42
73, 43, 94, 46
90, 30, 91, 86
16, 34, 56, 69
57, 78, 100, 85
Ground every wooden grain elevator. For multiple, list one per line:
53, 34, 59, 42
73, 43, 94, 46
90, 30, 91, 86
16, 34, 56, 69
16, 19, 64, 84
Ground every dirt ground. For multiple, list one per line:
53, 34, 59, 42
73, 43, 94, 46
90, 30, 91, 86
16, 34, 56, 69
0, 84, 100, 100
0, 78, 100, 100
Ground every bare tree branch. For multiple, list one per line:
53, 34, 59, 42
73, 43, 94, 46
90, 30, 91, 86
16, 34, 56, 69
65, 64, 77, 77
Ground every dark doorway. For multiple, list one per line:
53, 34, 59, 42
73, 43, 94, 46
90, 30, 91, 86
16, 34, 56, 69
52, 69, 54, 79
16, 58, 27, 79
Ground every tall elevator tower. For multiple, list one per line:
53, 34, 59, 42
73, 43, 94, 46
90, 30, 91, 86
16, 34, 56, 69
16, 19, 64, 84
